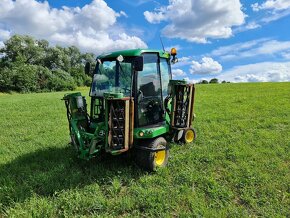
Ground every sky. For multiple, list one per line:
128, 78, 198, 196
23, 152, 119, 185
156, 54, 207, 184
0, 0, 290, 83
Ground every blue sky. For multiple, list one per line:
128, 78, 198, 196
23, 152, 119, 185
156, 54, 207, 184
0, 0, 290, 82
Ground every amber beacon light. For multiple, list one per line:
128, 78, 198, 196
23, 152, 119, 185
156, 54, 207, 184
170, 48, 178, 64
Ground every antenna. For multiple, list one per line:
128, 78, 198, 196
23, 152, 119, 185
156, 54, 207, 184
160, 36, 165, 52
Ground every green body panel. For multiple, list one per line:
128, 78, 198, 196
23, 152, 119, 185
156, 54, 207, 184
98, 49, 170, 59
134, 124, 170, 139
63, 92, 83, 120
63, 92, 108, 160
71, 119, 106, 160
165, 101, 171, 124
63, 92, 82, 99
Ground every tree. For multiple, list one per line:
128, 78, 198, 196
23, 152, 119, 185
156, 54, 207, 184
209, 78, 219, 84
0, 34, 95, 92
199, 80, 209, 84
0, 35, 47, 66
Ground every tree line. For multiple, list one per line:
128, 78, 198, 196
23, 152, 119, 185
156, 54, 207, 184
0, 35, 95, 93
197, 78, 230, 84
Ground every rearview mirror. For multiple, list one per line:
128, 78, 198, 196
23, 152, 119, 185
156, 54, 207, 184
134, 56, 143, 71
85, 62, 91, 75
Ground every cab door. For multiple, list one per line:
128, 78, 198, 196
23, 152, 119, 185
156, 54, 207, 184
136, 53, 163, 127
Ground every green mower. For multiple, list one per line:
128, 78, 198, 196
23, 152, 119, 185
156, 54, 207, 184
63, 48, 196, 171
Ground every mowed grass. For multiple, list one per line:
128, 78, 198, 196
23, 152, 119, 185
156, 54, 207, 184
0, 83, 289, 217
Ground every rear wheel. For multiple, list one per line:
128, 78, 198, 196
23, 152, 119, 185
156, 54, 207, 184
182, 128, 196, 144
135, 137, 169, 171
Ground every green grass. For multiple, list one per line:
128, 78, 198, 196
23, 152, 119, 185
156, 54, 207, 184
0, 83, 289, 217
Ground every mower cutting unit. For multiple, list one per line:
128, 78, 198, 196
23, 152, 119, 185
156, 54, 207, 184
63, 48, 196, 171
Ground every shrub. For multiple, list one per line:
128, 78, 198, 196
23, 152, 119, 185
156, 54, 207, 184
10, 64, 38, 92
36, 66, 54, 91
69, 66, 87, 86
0, 67, 15, 92
49, 69, 76, 91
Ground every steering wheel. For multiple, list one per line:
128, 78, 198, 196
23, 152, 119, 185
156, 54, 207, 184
138, 90, 161, 101
147, 98, 159, 109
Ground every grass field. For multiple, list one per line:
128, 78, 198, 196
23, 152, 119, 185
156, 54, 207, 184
0, 83, 289, 217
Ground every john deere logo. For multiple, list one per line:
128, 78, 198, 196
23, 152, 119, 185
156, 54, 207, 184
99, 130, 105, 136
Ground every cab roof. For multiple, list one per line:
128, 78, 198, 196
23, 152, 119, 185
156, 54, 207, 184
97, 49, 170, 60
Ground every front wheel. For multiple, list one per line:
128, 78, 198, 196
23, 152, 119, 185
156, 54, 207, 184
135, 137, 169, 171
181, 128, 196, 144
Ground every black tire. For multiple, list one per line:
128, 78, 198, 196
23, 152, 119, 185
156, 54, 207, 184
181, 127, 196, 144
135, 137, 169, 171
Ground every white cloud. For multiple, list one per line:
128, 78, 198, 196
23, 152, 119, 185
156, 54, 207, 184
184, 77, 199, 84
254, 40, 290, 54
281, 52, 290, 60
249, 0, 290, 26
218, 62, 290, 82
0, 29, 10, 40
211, 39, 290, 61
119, 11, 128, 18
122, 0, 155, 7
144, 0, 246, 43
172, 69, 186, 78
179, 57, 191, 63
171, 56, 193, 68
164, 45, 182, 53
234, 74, 267, 82
234, 22, 261, 33
244, 22, 261, 30
260, 8, 290, 23
252, 0, 290, 11
211, 39, 267, 56
233, 0, 290, 34
190, 57, 222, 75
0, 0, 147, 54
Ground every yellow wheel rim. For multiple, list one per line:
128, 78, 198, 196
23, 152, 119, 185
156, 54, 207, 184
185, 129, 194, 143
154, 150, 166, 166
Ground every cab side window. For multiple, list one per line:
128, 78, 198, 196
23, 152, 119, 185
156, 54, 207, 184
160, 58, 171, 100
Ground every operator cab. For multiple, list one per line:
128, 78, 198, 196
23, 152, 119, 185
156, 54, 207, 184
89, 49, 172, 128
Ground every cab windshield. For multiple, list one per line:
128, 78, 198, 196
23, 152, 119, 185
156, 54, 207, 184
90, 59, 132, 97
